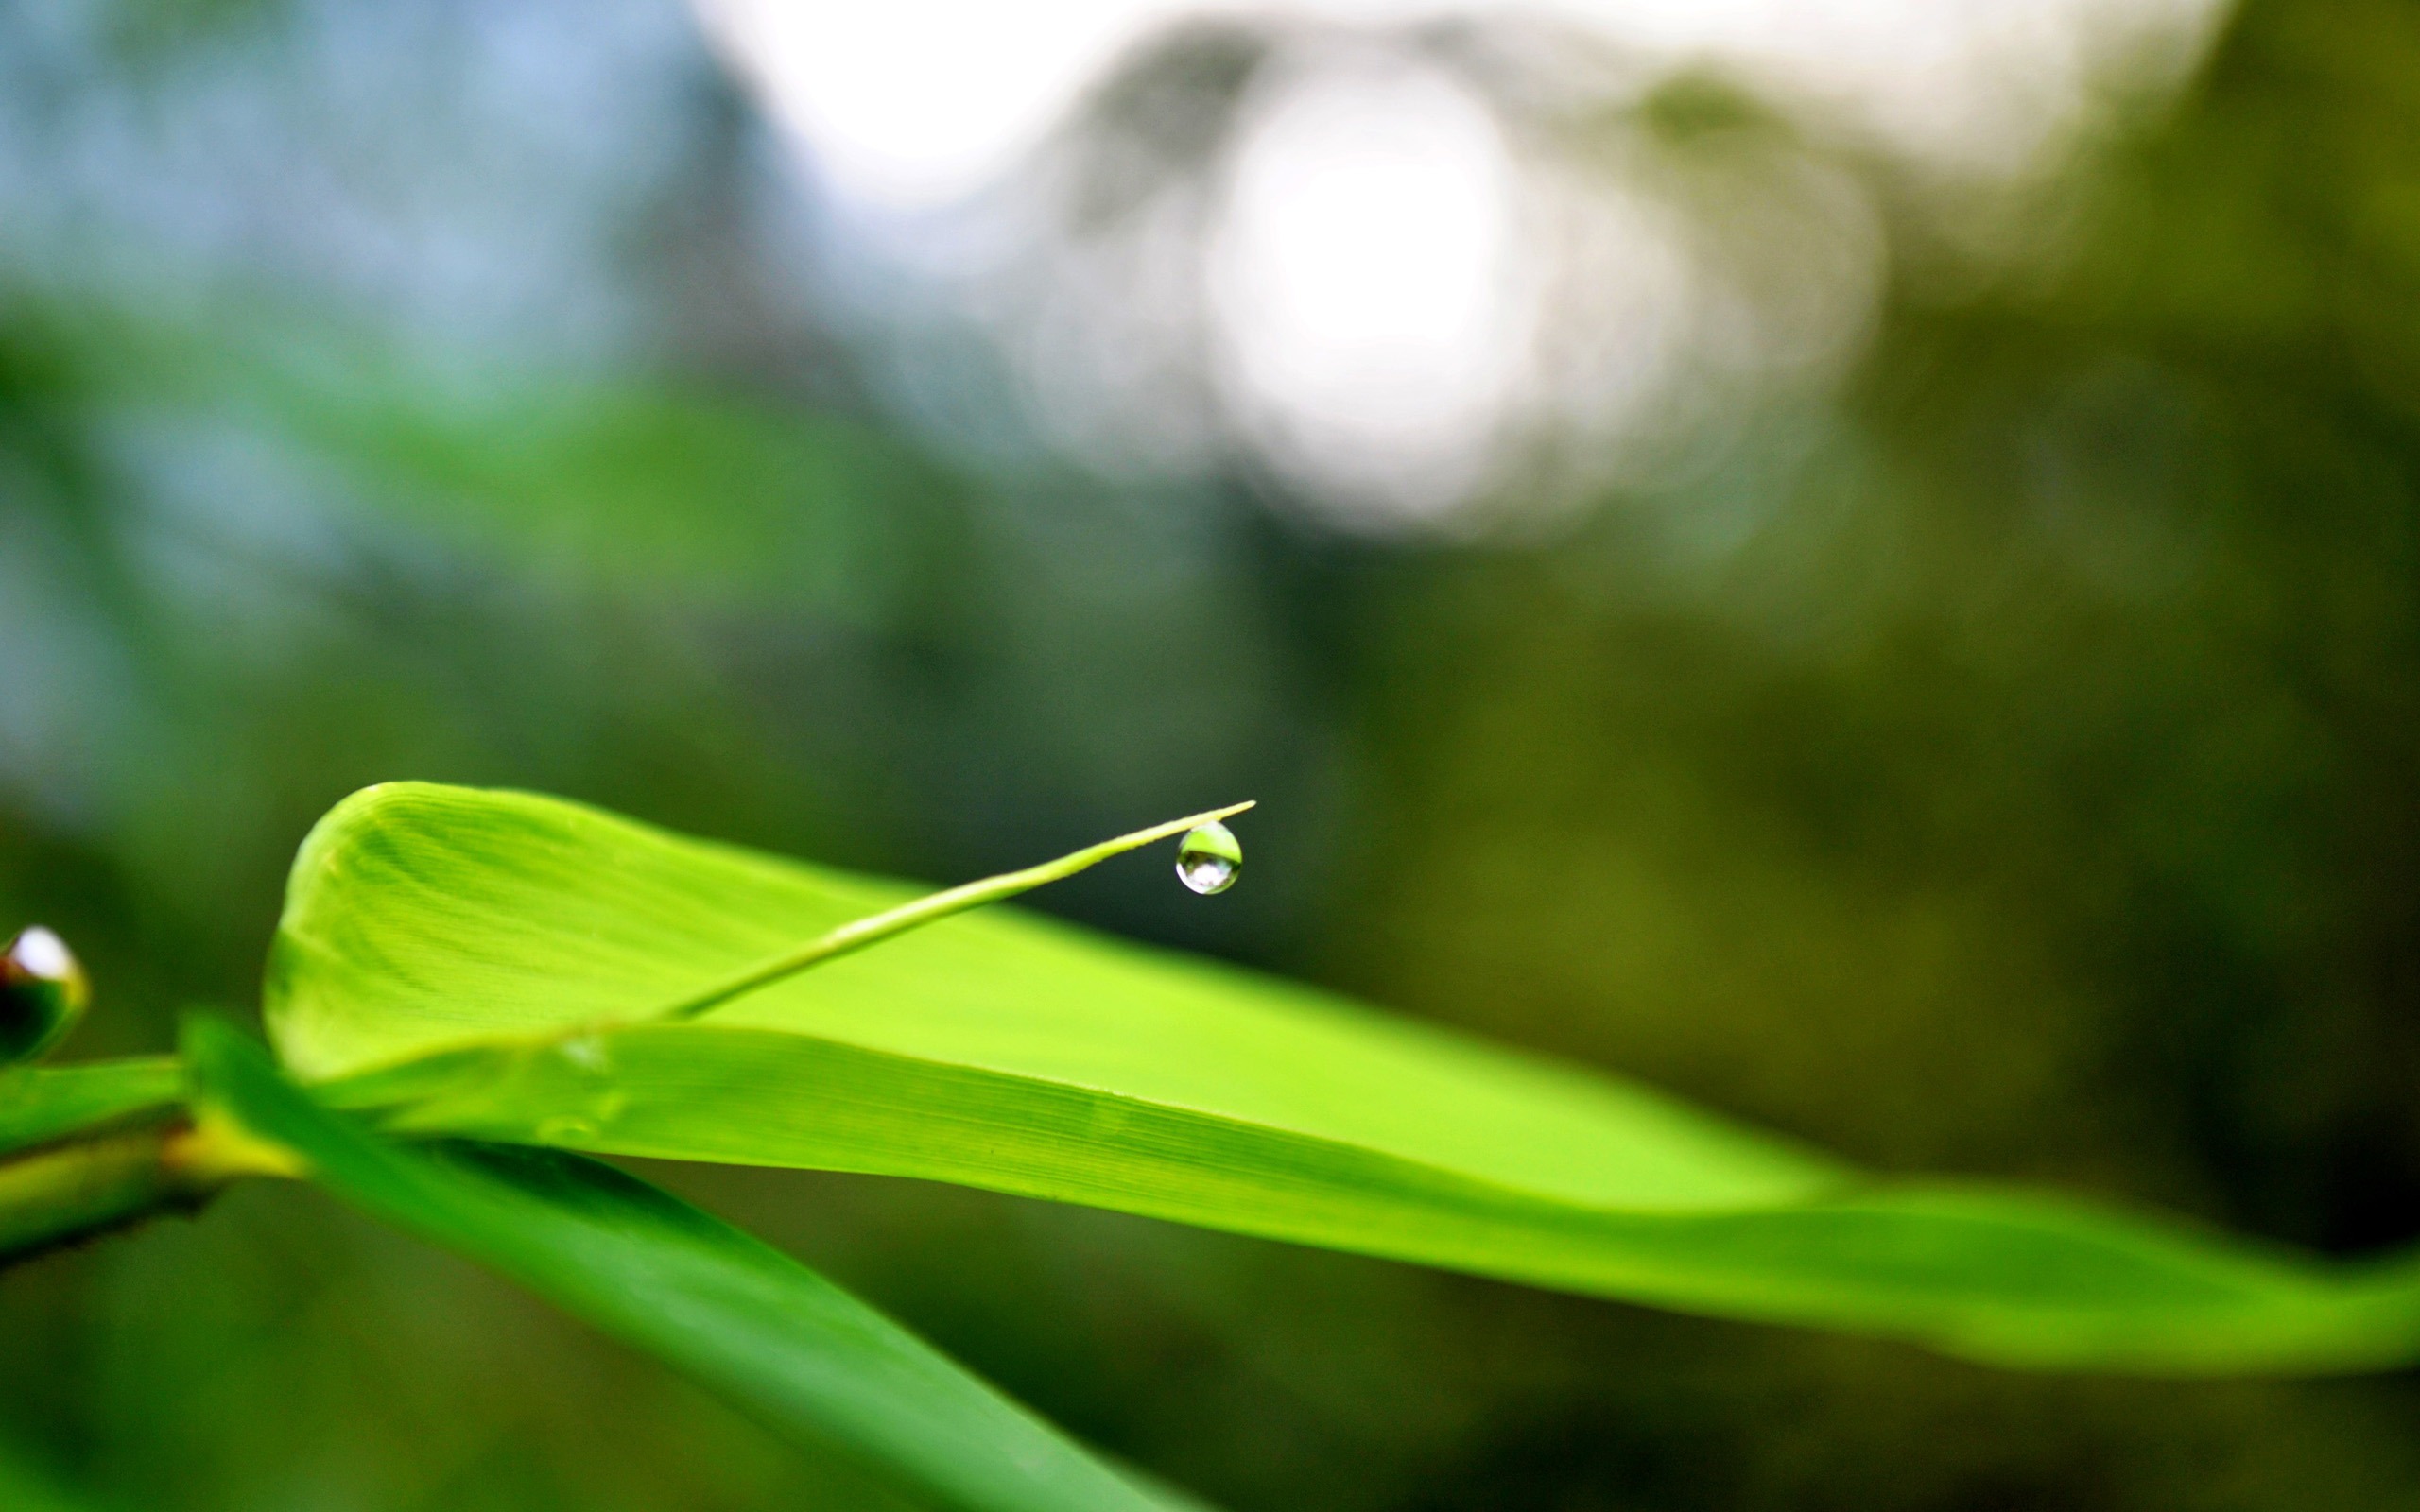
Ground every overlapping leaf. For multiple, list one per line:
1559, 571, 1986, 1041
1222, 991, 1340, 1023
268, 782, 2420, 1372
186, 1020, 1190, 1512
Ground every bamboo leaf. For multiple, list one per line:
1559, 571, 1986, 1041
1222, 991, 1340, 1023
0, 1058, 184, 1157
183, 1018, 1195, 1512
266, 782, 2420, 1373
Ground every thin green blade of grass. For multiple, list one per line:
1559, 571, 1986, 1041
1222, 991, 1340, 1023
0, 1058, 185, 1157
652, 799, 1253, 1022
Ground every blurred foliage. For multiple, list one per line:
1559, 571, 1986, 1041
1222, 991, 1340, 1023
8, 0, 2420, 1507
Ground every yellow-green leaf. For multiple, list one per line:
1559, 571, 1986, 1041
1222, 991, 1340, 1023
266, 782, 2420, 1373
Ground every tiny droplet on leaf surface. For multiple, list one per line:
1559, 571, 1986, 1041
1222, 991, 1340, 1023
1, 925, 90, 1066
534, 1115, 603, 1144
1175, 820, 1242, 895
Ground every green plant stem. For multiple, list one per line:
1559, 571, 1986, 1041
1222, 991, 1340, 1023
0, 1128, 194, 1262
651, 801, 1253, 1023
0, 1114, 297, 1265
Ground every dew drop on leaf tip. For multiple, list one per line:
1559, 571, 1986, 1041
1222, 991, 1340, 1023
1175, 820, 1242, 895
0, 924, 89, 1065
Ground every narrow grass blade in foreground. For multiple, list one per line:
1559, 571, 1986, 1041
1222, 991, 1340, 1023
0, 1058, 185, 1157
267, 783, 2420, 1374
183, 1019, 1193, 1512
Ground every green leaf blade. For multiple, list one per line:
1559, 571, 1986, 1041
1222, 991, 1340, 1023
184, 1019, 1194, 1512
0, 1057, 184, 1157
264, 782, 2420, 1374
269, 782, 1838, 1213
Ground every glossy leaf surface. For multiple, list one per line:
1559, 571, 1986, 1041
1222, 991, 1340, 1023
268, 783, 2420, 1372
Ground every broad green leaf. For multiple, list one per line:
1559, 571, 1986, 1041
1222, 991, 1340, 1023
0, 1058, 184, 1156
266, 783, 2420, 1373
183, 1019, 1195, 1512
271, 784, 1836, 1211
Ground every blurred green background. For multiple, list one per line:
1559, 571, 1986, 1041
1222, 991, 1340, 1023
8, 0, 2420, 1506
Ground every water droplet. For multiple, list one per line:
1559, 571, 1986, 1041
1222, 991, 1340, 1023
558, 1035, 610, 1073
1175, 820, 1242, 895
530, 1035, 628, 1143
0, 926, 88, 1066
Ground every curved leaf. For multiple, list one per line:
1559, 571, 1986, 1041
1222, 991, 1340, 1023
267, 783, 2420, 1373
185, 1019, 1195, 1512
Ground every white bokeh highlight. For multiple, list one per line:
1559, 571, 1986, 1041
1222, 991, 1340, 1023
1207, 56, 1530, 516
695, 0, 2220, 210
692, 0, 2223, 527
